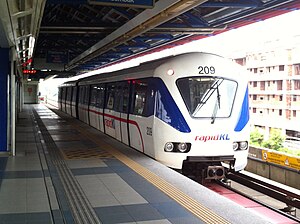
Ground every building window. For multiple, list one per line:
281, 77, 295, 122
254, 68, 258, 73
293, 110, 296, 117
277, 80, 283, 90
279, 65, 284, 71
260, 81, 265, 90
279, 109, 282, 116
293, 95, 297, 101
253, 95, 257, 100
279, 95, 283, 101
253, 81, 257, 87
253, 108, 256, 113
294, 80, 300, 90
294, 64, 300, 75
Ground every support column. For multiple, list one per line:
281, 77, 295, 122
10, 49, 16, 156
0, 48, 9, 152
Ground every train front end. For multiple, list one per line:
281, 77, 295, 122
153, 53, 250, 180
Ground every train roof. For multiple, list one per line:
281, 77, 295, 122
59, 80, 78, 87
82, 52, 226, 85
59, 52, 226, 87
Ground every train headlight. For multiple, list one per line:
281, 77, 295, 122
177, 143, 188, 152
164, 142, 174, 152
239, 141, 248, 150
167, 69, 174, 76
233, 142, 239, 151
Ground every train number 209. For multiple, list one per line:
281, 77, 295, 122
198, 66, 215, 74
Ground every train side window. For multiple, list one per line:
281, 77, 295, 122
83, 86, 90, 105
96, 84, 105, 108
90, 85, 97, 106
66, 87, 72, 102
114, 84, 121, 112
61, 87, 66, 102
79, 86, 85, 104
106, 83, 116, 109
58, 88, 62, 103
72, 87, 77, 103
133, 80, 148, 116
122, 83, 130, 113
114, 82, 130, 113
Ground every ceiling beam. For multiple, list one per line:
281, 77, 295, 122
65, 0, 210, 71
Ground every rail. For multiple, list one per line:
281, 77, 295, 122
226, 172, 300, 209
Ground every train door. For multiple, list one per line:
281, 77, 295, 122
104, 83, 117, 138
119, 82, 130, 145
89, 85, 98, 129
61, 87, 67, 112
113, 84, 123, 141
66, 87, 72, 115
71, 86, 78, 118
78, 86, 85, 122
112, 81, 130, 144
84, 85, 90, 124
58, 88, 62, 110
128, 80, 148, 153
128, 79, 155, 156
96, 84, 105, 132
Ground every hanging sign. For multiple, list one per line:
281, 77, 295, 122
46, 50, 69, 64
88, 0, 154, 8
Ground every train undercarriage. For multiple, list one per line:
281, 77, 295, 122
181, 156, 235, 184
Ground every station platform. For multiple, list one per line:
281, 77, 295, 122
0, 104, 275, 224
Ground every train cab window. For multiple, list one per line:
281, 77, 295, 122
177, 77, 237, 118
133, 80, 148, 116
106, 83, 116, 110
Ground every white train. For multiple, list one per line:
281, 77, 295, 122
58, 52, 250, 180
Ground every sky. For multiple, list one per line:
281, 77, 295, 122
42, 9, 300, 94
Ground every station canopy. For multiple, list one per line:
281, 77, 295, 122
0, 0, 299, 80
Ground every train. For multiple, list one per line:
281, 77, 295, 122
58, 52, 250, 180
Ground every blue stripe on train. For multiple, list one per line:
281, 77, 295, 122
153, 79, 191, 133
234, 87, 249, 132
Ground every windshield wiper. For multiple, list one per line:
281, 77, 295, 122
211, 84, 221, 124
192, 78, 223, 117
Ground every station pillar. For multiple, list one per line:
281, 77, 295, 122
0, 48, 9, 152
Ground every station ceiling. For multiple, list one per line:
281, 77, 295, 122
0, 0, 300, 80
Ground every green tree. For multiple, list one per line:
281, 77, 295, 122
250, 128, 264, 146
261, 129, 285, 151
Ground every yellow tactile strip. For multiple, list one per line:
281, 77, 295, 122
72, 124, 231, 224
62, 147, 114, 160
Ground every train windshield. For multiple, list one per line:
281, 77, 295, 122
177, 77, 237, 120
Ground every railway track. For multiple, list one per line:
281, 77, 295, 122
208, 171, 300, 223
